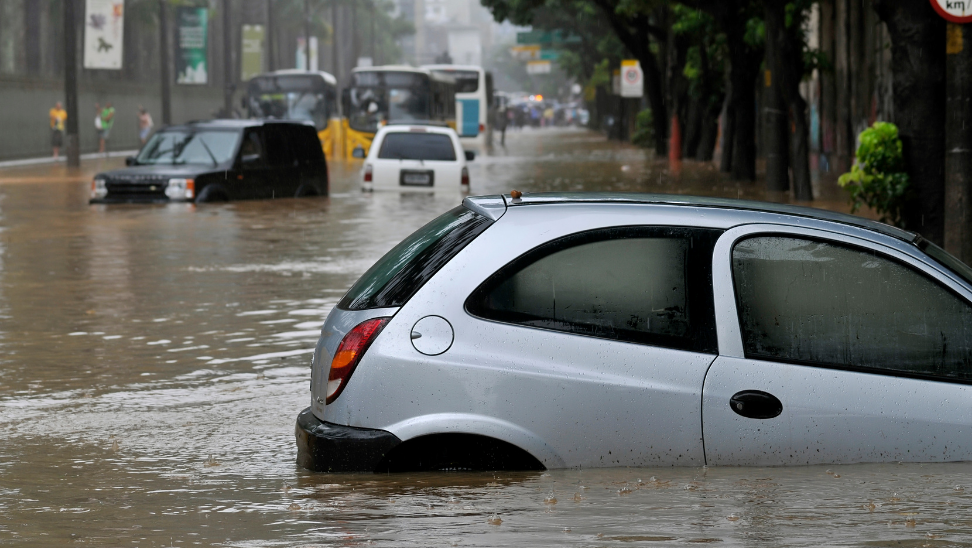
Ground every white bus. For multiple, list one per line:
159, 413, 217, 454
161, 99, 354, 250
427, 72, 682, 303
421, 65, 493, 142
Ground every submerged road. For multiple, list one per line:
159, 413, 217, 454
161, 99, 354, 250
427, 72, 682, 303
1, 128, 971, 546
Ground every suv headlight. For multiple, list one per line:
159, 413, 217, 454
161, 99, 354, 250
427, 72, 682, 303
165, 178, 195, 200
91, 178, 107, 199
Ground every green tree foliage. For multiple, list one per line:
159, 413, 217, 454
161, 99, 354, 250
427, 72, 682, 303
838, 122, 911, 227
631, 108, 654, 148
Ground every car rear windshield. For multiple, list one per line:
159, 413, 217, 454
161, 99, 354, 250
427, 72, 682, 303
338, 206, 492, 310
378, 133, 456, 161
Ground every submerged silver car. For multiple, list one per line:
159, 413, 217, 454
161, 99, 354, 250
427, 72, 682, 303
297, 193, 972, 473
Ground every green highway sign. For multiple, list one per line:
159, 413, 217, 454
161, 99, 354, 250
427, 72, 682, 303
516, 30, 582, 45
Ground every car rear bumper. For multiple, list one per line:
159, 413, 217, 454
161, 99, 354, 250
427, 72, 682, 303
90, 196, 182, 204
295, 407, 401, 472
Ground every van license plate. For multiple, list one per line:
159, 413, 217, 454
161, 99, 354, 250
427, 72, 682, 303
401, 170, 434, 187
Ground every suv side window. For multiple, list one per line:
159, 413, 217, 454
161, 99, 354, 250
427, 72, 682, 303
466, 227, 721, 353
239, 129, 266, 169
732, 236, 972, 381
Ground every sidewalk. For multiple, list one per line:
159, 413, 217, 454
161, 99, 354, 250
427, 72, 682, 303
0, 150, 137, 170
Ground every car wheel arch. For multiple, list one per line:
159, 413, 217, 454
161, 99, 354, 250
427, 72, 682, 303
195, 183, 230, 203
381, 413, 566, 470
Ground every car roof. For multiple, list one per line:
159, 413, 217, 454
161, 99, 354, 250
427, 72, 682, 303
421, 65, 485, 74
463, 192, 919, 244
377, 124, 458, 137
352, 65, 430, 74
260, 69, 337, 85
161, 119, 315, 131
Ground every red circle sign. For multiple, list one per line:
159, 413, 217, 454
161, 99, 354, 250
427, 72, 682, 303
930, 0, 972, 23
623, 68, 639, 84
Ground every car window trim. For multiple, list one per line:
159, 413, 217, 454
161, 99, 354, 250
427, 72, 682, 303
464, 225, 723, 354
721, 227, 972, 385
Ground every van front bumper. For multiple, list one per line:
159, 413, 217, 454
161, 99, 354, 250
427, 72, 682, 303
295, 407, 401, 472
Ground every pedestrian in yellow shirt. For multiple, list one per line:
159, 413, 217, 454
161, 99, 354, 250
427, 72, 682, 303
49, 101, 67, 158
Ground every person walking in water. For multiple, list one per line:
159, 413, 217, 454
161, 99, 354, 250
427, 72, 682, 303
99, 102, 115, 154
49, 101, 67, 158
138, 106, 154, 144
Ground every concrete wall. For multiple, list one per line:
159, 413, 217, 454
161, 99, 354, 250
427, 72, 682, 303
0, 77, 224, 160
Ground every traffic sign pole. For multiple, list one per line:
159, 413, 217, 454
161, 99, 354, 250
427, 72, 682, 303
935, 0, 972, 261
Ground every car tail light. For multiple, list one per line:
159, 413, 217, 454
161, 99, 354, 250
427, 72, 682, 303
479, 123, 485, 133
364, 164, 373, 183
326, 317, 389, 405
461, 166, 469, 187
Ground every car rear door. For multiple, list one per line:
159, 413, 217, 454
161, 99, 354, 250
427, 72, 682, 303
702, 225, 972, 466
236, 128, 271, 199
263, 124, 299, 197
355, 220, 724, 468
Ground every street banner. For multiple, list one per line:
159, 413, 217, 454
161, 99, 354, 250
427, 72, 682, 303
241, 24, 265, 81
83, 0, 124, 70
177, 7, 209, 84
620, 59, 643, 98
930, 0, 972, 23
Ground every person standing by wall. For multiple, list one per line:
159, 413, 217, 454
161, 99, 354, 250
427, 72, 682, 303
99, 102, 115, 154
94, 103, 103, 152
138, 106, 154, 144
49, 101, 67, 158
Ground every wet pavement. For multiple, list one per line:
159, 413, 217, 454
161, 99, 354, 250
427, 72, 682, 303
2, 128, 972, 547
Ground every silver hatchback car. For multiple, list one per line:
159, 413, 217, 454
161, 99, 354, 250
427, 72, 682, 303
296, 193, 972, 473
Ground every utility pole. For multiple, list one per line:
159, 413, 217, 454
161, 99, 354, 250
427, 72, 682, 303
371, 1, 376, 65
945, 22, 972, 262
63, 0, 80, 167
330, 1, 338, 76
304, 0, 311, 71
266, 0, 275, 72
223, 0, 233, 116
160, 0, 171, 125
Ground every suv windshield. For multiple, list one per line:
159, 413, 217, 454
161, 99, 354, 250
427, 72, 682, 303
378, 132, 456, 161
136, 130, 241, 166
338, 206, 492, 310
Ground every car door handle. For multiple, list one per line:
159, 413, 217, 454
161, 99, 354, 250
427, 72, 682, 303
729, 390, 783, 419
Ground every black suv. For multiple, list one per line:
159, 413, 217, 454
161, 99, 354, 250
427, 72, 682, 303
90, 120, 328, 203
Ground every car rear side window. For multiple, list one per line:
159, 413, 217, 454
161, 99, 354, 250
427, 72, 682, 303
338, 206, 491, 311
466, 227, 721, 353
733, 236, 972, 381
378, 133, 456, 161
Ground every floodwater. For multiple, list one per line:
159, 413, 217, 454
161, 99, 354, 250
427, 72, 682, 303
2, 128, 972, 547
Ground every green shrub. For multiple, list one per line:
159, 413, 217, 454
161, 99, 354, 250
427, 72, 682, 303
837, 121, 910, 227
631, 108, 654, 148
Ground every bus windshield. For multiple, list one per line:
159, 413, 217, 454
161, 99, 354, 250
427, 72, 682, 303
430, 70, 479, 93
246, 75, 332, 130
347, 71, 432, 132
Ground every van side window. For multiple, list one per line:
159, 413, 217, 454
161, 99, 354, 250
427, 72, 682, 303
466, 227, 722, 353
239, 130, 265, 168
733, 236, 972, 380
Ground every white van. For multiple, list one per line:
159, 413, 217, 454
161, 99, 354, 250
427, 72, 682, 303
357, 124, 473, 192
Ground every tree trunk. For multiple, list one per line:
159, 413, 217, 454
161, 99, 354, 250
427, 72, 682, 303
697, 100, 721, 161
727, 28, 759, 181
874, 0, 946, 243
642, 48, 669, 157
777, 1, 813, 200
720, 92, 735, 173
789, 92, 813, 200
763, 0, 790, 191
683, 97, 703, 158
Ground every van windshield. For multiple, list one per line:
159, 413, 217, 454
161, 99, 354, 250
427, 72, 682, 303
338, 206, 492, 310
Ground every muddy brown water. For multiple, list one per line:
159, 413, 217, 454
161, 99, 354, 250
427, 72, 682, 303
2, 128, 971, 546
